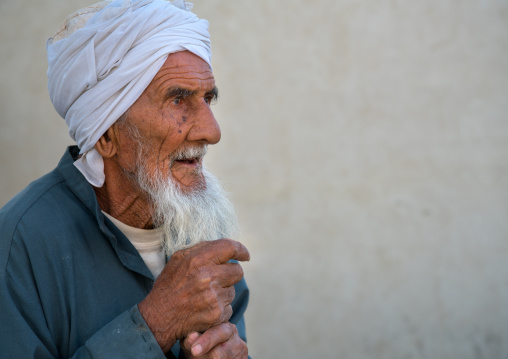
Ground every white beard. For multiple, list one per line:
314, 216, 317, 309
135, 146, 239, 257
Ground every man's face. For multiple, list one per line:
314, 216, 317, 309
116, 51, 221, 192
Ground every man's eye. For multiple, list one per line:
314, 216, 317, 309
205, 96, 215, 105
173, 98, 182, 105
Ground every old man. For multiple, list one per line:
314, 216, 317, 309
0, 0, 250, 358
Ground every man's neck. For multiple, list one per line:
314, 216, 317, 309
93, 160, 155, 229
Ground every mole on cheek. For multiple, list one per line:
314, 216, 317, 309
178, 130, 182, 133
182, 116, 187, 122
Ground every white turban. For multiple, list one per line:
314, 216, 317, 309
47, 0, 212, 187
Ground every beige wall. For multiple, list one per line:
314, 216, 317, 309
2, 0, 508, 358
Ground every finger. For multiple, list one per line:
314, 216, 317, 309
175, 240, 249, 267
219, 304, 233, 324
214, 262, 245, 288
208, 239, 250, 264
207, 304, 233, 326
190, 323, 235, 357
217, 286, 236, 306
200, 325, 248, 359
181, 332, 201, 351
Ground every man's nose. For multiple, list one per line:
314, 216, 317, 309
186, 103, 221, 145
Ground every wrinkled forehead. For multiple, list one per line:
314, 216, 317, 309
162, 51, 213, 74
148, 51, 215, 95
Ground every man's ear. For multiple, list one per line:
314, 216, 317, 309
94, 126, 118, 159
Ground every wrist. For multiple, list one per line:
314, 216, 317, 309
138, 299, 178, 353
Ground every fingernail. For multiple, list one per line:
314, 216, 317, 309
191, 344, 202, 356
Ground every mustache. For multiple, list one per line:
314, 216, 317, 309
170, 144, 208, 164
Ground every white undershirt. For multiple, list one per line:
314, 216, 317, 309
102, 211, 165, 278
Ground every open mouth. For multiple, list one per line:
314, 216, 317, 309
175, 158, 200, 165
171, 145, 207, 168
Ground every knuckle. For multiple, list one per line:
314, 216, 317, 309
231, 241, 241, 255
201, 293, 222, 325
230, 323, 238, 335
222, 322, 234, 337
221, 238, 236, 250
203, 289, 219, 307
207, 306, 222, 324
171, 250, 185, 261
221, 304, 233, 322
188, 254, 202, 268
198, 274, 212, 290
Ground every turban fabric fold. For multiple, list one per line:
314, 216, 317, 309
47, 0, 212, 187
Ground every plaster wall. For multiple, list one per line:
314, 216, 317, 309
1, 0, 508, 358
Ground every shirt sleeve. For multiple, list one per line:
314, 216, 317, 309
0, 270, 166, 358
73, 305, 166, 358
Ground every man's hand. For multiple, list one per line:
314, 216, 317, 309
181, 323, 248, 358
138, 239, 249, 353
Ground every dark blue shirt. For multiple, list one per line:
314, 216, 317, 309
0, 146, 249, 358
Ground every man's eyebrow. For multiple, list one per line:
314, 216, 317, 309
165, 86, 194, 101
164, 86, 219, 102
